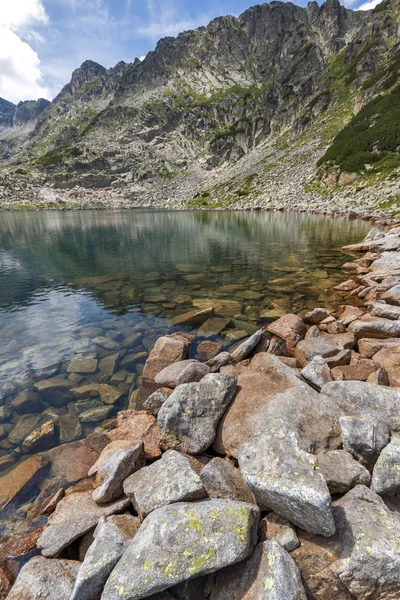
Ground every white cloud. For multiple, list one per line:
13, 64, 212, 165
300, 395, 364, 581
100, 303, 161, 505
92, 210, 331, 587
0, 27, 50, 103
357, 0, 381, 9
0, 0, 49, 103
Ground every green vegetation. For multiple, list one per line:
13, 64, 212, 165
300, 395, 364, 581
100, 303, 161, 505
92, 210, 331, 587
372, 0, 391, 13
362, 48, 400, 91
317, 85, 400, 172
36, 145, 83, 167
233, 173, 258, 197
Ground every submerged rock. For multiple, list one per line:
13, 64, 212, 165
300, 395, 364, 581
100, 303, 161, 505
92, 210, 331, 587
101, 499, 260, 600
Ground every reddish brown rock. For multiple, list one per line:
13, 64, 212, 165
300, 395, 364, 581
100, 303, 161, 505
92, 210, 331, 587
0, 528, 44, 562
372, 342, 400, 370
266, 314, 306, 351
171, 307, 214, 326
358, 337, 399, 358
0, 455, 49, 509
366, 368, 390, 386
47, 435, 106, 484
200, 458, 256, 504
331, 362, 377, 382
106, 410, 161, 459
215, 353, 302, 458
141, 335, 190, 400
334, 280, 358, 292
0, 563, 13, 600
196, 340, 223, 361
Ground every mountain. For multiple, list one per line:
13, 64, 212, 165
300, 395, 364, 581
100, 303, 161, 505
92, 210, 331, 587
0, 0, 399, 216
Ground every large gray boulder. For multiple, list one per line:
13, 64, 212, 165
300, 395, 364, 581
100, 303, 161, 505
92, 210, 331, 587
88, 440, 145, 503
7, 556, 80, 600
340, 416, 391, 470
331, 485, 400, 598
101, 499, 260, 600
371, 436, 400, 495
70, 514, 140, 600
37, 491, 130, 557
239, 423, 335, 536
210, 539, 307, 600
158, 373, 237, 454
200, 457, 256, 504
123, 450, 206, 518
322, 381, 400, 431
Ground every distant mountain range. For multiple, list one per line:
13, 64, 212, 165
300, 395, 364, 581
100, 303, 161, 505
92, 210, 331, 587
0, 0, 399, 214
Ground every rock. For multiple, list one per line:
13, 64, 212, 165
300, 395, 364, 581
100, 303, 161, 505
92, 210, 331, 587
120, 352, 147, 370
334, 279, 358, 292
101, 499, 260, 600
172, 307, 214, 326
70, 514, 140, 600
98, 383, 123, 405
75, 398, 102, 414
0, 527, 44, 561
301, 356, 333, 391
67, 357, 98, 374
324, 349, 351, 367
331, 362, 377, 381
369, 301, 400, 320
6, 556, 80, 600
373, 341, 400, 370
8, 414, 42, 445
266, 314, 306, 350
291, 485, 400, 599
316, 450, 371, 493
210, 539, 306, 600
330, 486, 400, 598
322, 381, 400, 431
0, 454, 16, 472
206, 351, 232, 372
99, 353, 120, 377
295, 336, 342, 367
358, 337, 400, 358
79, 405, 113, 423
339, 416, 391, 470
230, 328, 266, 363
215, 354, 301, 458
0, 454, 48, 508
11, 391, 44, 414
142, 335, 190, 385
239, 421, 335, 537
197, 317, 231, 337
367, 367, 390, 386
47, 435, 106, 483
34, 378, 72, 393
58, 405, 82, 444
106, 410, 161, 459
0, 406, 12, 424
37, 490, 130, 557
200, 457, 256, 504
124, 450, 205, 518
158, 373, 237, 454
155, 359, 211, 388
192, 299, 243, 318
71, 383, 100, 399
143, 388, 172, 415
22, 419, 56, 453
382, 283, 400, 306
94, 337, 120, 351
196, 340, 223, 361
257, 513, 299, 552
89, 440, 145, 503
40, 488, 65, 516
0, 563, 13, 599
303, 308, 331, 325
371, 436, 400, 494
349, 318, 400, 339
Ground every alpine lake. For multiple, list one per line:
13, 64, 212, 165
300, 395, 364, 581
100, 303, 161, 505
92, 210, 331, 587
0, 209, 372, 531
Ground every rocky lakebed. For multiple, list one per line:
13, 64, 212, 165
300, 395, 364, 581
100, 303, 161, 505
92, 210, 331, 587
1, 216, 400, 599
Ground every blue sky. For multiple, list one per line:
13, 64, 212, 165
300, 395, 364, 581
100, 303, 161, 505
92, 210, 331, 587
0, 0, 376, 104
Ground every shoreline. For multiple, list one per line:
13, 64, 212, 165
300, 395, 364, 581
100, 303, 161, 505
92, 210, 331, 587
1, 222, 400, 598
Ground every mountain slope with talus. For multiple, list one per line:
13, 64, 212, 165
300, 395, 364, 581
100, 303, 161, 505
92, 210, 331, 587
0, 0, 399, 215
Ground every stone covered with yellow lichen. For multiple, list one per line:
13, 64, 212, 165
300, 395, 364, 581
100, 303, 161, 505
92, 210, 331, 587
371, 436, 400, 495
100, 499, 259, 600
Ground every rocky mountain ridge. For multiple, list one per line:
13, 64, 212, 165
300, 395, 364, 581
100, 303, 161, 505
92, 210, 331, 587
0, 0, 399, 214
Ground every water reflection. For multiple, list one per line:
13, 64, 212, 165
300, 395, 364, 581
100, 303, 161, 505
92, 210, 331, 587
0, 210, 371, 472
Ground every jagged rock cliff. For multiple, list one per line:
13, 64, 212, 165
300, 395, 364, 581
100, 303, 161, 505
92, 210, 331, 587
0, 0, 399, 213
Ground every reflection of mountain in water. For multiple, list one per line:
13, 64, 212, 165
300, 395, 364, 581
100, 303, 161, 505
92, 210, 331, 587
0, 210, 370, 311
